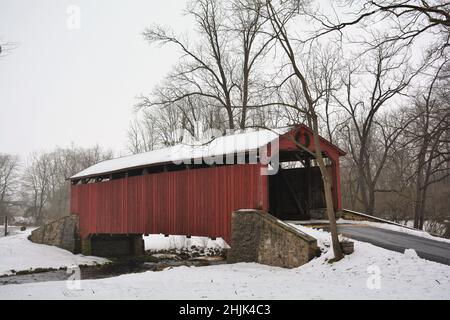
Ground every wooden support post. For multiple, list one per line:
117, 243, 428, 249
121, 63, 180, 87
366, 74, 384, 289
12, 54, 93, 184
4, 216, 7, 237
133, 235, 144, 256
305, 159, 312, 218
81, 236, 92, 256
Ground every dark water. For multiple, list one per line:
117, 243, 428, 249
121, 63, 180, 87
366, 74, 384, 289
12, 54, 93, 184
0, 255, 226, 286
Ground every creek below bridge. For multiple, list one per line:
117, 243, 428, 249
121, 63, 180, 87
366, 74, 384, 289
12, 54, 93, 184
0, 254, 226, 286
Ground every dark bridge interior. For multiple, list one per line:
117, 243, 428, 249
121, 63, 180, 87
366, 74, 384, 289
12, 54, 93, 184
268, 152, 326, 220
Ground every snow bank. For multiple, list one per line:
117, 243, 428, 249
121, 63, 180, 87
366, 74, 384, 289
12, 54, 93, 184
0, 230, 109, 276
1, 225, 449, 299
144, 234, 229, 252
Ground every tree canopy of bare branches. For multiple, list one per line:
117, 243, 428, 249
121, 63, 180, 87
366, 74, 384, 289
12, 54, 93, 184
21, 145, 113, 224
335, 39, 421, 215
138, 0, 277, 132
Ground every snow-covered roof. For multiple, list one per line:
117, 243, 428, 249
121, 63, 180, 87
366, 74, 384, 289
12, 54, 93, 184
70, 127, 291, 179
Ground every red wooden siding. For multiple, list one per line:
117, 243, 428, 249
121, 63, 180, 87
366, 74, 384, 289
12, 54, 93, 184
71, 164, 267, 243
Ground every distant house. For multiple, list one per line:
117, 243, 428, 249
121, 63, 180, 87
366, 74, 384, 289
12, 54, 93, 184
70, 124, 345, 247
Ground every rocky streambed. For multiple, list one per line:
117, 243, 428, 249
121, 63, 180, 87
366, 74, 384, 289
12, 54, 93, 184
0, 252, 226, 286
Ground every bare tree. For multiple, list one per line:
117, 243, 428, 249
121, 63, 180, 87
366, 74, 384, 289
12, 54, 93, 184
408, 58, 450, 228
140, 0, 237, 129
128, 116, 160, 154
372, 118, 417, 221
21, 146, 113, 224
335, 40, 419, 215
22, 153, 52, 224
139, 0, 275, 131
265, 1, 344, 260
228, 0, 276, 128
0, 154, 19, 220
310, 0, 449, 51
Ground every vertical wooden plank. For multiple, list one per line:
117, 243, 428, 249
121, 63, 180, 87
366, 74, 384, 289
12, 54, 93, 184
72, 163, 265, 244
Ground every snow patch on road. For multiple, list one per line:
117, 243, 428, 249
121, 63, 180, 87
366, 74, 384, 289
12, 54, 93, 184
403, 248, 419, 259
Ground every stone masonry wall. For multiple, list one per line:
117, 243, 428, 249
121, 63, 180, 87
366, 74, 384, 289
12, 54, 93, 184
29, 215, 81, 253
227, 210, 319, 268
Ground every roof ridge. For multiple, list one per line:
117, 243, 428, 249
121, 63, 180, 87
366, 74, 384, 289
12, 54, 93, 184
70, 126, 290, 180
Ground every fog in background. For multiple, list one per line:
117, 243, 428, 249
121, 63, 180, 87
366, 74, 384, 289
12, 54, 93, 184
0, 0, 190, 158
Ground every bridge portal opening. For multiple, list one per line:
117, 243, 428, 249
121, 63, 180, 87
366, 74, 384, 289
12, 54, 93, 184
268, 151, 327, 221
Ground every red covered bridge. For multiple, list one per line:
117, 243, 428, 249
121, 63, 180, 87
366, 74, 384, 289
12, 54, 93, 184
70, 125, 345, 249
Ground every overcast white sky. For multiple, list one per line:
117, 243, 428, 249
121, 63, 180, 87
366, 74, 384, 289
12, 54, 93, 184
0, 0, 191, 159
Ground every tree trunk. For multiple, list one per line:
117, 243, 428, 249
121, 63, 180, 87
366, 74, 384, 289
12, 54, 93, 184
413, 190, 422, 229
367, 185, 376, 216
240, 66, 249, 129
357, 162, 370, 213
226, 107, 235, 130
311, 115, 343, 260
414, 148, 426, 229
418, 182, 429, 230
4, 216, 7, 237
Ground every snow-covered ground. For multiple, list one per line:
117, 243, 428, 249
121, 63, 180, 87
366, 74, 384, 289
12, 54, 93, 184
0, 229, 109, 276
1, 225, 449, 299
144, 234, 229, 252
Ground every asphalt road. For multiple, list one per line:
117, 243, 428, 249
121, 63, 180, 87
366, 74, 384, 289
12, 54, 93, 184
337, 225, 450, 266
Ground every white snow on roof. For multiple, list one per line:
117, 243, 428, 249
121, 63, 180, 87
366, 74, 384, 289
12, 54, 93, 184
71, 127, 291, 179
